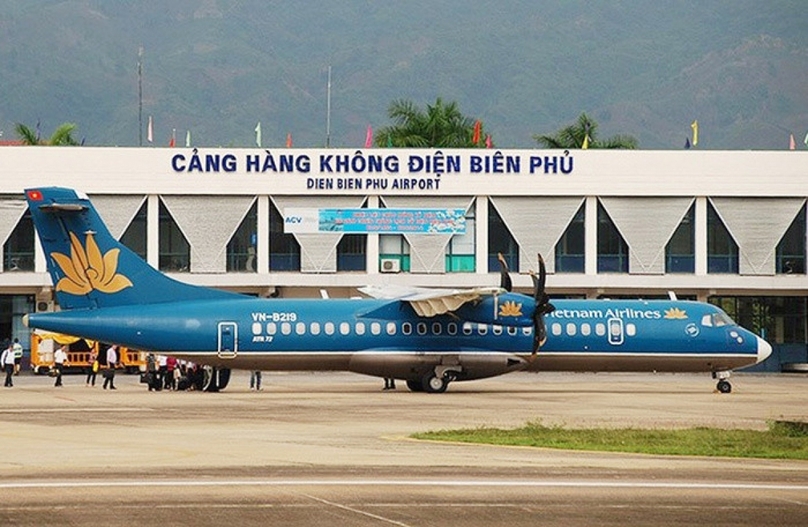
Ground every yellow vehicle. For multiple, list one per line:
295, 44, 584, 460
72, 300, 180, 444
29, 332, 146, 374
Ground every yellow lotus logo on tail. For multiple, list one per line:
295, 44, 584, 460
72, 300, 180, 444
52, 232, 133, 295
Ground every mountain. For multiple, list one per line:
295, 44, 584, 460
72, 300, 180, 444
0, 0, 806, 149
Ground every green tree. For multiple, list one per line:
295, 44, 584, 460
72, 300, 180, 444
375, 98, 487, 148
533, 113, 637, 149
14, 122, 80, 145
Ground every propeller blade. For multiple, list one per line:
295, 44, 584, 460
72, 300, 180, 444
497, 252, 512, 292
530, 254, 555, 359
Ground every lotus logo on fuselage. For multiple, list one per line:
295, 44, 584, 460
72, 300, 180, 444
664, 307, 688, 319
499, 300, 523, 317
52, 232, 133, 295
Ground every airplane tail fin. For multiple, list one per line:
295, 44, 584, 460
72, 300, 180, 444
25, 187, 237, 310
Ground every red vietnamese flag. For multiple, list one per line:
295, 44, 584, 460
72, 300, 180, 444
472, 120, 481, 144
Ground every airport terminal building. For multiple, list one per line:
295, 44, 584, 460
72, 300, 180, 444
1, 147, 806, 371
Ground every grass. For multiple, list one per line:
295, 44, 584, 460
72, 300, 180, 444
412, 420, 808, 460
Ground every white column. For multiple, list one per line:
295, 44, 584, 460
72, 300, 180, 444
256, 195, 270, 275
695, 197, 707, 276
366, 195, 379, 275
585, 196, 597, 275
147, 194, 159, 269
475, 196, 488, 275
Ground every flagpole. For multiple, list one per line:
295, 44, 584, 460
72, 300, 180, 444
326, 65, 331, 148
138, 46, 143, 147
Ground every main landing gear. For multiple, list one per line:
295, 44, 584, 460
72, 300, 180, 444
407, 366, 461, 394
712, 370, 732, 394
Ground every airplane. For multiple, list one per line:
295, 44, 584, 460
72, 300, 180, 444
22, 187, 771, 393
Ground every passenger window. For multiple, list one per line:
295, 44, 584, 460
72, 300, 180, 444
493, 325, 503, 335
296, 322, 306, 335
325, 322, 335, 335
267, 322, 277, 335
522, 327, 532, 336
478, 324, 488, 335
310, 322, 321, 335
252, 322, 262, 335
355, 322, 366, 335
281, 322, 292, 335
581, 323, 591, 336
386, 322, 397, 335
566, 323, 576, 336
340, 322, 350, 335
417, 322, 427, 335
463, 323, 473, 335
432, 322, 442, 335
552, 323, 562, 336
371, 322, 381, 335
507, 326, 517, 336
402, 322, 412, 335
626, 323, 636, 336
595, 323, 606, 336
447, 322, 457, 335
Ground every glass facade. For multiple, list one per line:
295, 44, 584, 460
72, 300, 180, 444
269, 201, 300, 271
487, 201, 518, 272
120, 200, 147, 260
665, 204, 695, 273
337, 234, 366, 271
555, 204, 585, 273
3, 210, 34, 272
707, 202, 738, 273
227, 201, 258, 273
597, 201, 628, 273
158, 200, 190, 272
776, 205, 806, 275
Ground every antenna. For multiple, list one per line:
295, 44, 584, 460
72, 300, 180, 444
326, 65, 331, 148
138, 46, 144, 147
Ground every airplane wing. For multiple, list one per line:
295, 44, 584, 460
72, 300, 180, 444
359, 285, 505, 317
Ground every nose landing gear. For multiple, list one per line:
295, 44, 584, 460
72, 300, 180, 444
712, 370, 732, 394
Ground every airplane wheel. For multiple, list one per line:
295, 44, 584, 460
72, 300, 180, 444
716, 380, 732, 394
422, 373, 448, 394
406, 380, 424, 392
202, 367, 231, 392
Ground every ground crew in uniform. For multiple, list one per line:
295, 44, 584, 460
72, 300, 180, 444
1, 341, 15, 387
12, 338, 23, 375
53, 344, 68, 387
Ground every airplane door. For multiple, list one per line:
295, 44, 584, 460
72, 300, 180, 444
607, 317, 624, 346
218, 322, 238, 359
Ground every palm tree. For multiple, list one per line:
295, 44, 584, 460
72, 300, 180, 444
533, 113, 637, 149
375, 98, 487, 148
15, 122, 80, 145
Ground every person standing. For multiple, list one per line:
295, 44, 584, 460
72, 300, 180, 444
86, 349, 98, 387
53, 344, 68, 387
250, 370, 262, 391
12, 338, 23, 375
383, 377, 396, 390
103, 344, 118, 390
1, 341, 14, 387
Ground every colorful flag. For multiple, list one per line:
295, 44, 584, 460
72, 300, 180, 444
185, 130, 191, 147
684, 137, 691, 149
472, 120, 481, 145
147, 116, 153, 143
789, 133, 796, 150
286, 133, 293, 148
690, 120, 698, 146
485, 134, 492, 148
364, 125, 373, 148
169, 129, 176, 148
255, 122, 261, 147
582, 134, 590, 149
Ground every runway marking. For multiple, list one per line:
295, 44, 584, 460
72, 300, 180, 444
301, 493, 413, 527
1, 479, 807, 492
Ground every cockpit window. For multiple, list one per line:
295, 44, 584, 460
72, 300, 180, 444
702, 311, 736, 327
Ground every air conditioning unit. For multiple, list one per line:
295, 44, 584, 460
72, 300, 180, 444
36, 301, 55, 312
380, 258, 401, 273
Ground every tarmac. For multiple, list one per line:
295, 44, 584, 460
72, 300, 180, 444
1, 370, 806, 526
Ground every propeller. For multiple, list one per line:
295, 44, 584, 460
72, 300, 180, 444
497, 252, 512, 292
529, 254, 555, 358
